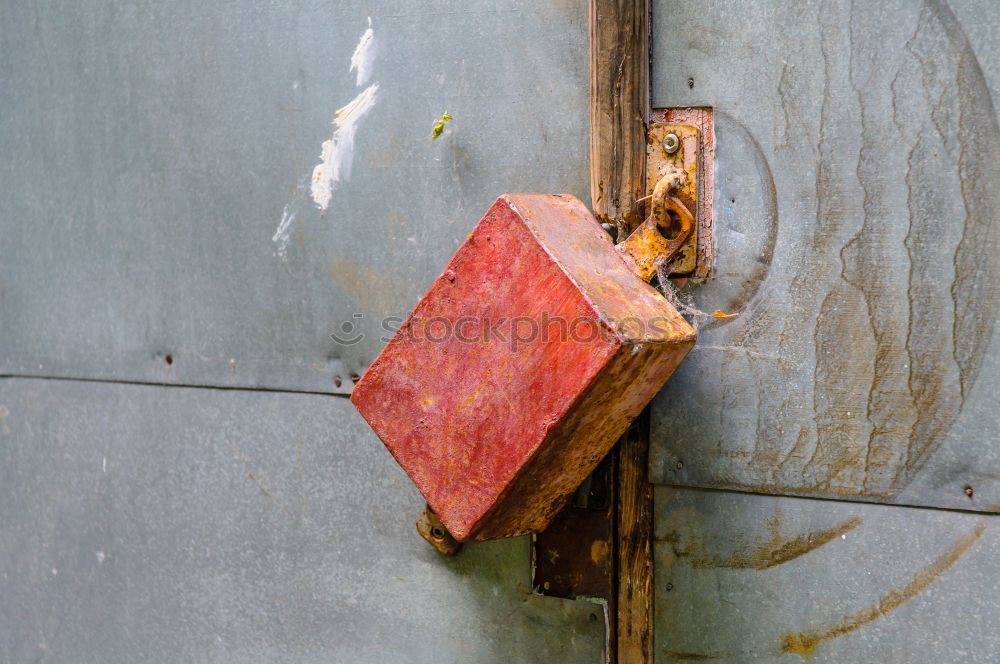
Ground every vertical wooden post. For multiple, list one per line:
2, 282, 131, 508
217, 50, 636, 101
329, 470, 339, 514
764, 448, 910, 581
590, 1, 653, 662
589, 0, 650, 239
614, 417, 654, 663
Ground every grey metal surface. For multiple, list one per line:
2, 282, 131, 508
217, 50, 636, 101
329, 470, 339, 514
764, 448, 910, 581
0, 377, 605, 663
649, 0, 1000, 512
654, 486, 1000, 663
0, 0, 589, 394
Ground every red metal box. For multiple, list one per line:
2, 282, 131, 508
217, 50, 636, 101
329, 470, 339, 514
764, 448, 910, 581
352, 194, 694, 540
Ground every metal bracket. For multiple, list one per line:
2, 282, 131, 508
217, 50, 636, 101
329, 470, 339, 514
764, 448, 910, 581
613, 122, 703, 281
645, 124, 700, 275
531, 453, 615, 601
416, 503, 462, 556
616, 166, 697, 282
649, 109, 716, 279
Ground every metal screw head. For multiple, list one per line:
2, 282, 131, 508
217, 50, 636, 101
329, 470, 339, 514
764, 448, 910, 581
663, 133, 680, 154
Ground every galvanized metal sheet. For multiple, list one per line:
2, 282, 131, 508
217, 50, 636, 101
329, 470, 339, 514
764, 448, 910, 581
0, 377, 604, 663
0, 1, 589, 395
649, 0, 1000, 512
654, 486, 1000, 663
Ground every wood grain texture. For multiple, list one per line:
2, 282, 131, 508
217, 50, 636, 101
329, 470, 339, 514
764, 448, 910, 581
590, 1, 655, 661
590, 0, 650, 238
616, 418, 655, 663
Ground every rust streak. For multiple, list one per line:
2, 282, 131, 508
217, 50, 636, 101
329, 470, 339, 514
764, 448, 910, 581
691, 517, 861, 570
782, 520, 988, 657
328, 255, 401, 308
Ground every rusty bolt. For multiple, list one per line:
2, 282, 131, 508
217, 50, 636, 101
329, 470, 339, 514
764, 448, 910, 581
416, 504, 462, 556
665, 582, 674, 592
675, 460, 684, 470
663, 133, 680, 154
964, 485, 974, 498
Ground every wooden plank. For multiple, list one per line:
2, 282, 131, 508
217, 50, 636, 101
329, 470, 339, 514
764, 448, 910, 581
590, 0, 650, 238
616, 418, 655, 663
590, 1, 654, 661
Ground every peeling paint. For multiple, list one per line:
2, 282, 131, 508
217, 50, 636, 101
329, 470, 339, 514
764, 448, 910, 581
310, 84, 379, 211
350, 18, 376, 87
272, 177, 307, 260
274, 18, 380, 258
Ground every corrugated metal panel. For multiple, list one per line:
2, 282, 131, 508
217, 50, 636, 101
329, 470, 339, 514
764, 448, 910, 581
653, 486, 999, 663
0, 0, 589, 394
0, 378, 604, 663
648, 0, 1000, 512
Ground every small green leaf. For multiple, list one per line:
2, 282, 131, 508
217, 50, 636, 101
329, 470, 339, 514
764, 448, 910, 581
431, 111, 453, 139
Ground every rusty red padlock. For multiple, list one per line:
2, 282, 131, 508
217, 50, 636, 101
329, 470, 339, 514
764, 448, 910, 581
352, 183, 696, 542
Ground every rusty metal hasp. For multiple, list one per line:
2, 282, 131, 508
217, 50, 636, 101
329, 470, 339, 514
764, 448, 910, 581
351, 192, 696, 543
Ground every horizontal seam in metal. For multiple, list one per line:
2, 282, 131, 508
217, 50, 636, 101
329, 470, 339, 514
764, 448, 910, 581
0, 373, 350, 399
654, 482, 1000, 519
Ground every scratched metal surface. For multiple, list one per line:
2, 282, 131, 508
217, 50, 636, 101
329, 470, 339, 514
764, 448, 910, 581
0, 378, 604, 663
653, 486, 1000, 663
0, 0, 589, 395
649, 0, 1000, 512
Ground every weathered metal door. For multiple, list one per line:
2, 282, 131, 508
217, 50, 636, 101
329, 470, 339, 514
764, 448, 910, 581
2, 0, 998, 663
648, 0, 1000, 661
0, 2, 605, 661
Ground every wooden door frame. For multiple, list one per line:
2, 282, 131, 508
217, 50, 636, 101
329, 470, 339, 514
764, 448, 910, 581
590, 1, 654, 662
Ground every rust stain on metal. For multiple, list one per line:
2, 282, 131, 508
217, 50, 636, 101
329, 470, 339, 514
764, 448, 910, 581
327, 255, 403, 309
532, 454, 614, 600
617, 175, 696, 282
781, 520, 988, 657
643, 124, 700, 276
690, 517, 862, 570
647, 112, 715, 278
351, 194, 695, 541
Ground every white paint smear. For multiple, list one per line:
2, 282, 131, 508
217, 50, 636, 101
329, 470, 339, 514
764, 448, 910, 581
350, 18, 376, 86
272, 177, 307, 259
273, 17, 380, 260
310, 83, 379, 210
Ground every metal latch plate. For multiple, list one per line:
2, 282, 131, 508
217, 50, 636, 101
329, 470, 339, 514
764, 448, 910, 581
647, 109, 715, 278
